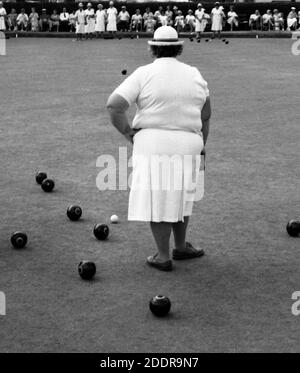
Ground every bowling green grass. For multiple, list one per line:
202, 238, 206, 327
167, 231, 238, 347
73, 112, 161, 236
0, 37, 300, 353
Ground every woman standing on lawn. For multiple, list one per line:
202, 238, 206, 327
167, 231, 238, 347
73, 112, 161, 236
95, 4, 106, 35
106, 1, 117, 33
0, 1, 7, 32
107, 26, 211, 271
211, 2, 225, 39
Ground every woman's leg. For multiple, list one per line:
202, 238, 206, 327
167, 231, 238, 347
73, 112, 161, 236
172, 217, 189, 251
150, 222, 172, 261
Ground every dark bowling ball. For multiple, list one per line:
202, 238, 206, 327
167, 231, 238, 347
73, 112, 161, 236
11, 232, 28, 249
78, 261, 96, 280
190, 37, 194, 42
222, 39, 226, 42
286, 220, 300, 237
205, 39, 209, 42
149, 295, 171, 317
121, 69, 127, 75
93, 224, 109, 240
35, 171, 47, 185
41, 178, 55, 192
197, 39, 201, 43
225, 41, 229, 44
67, 205, 82, 221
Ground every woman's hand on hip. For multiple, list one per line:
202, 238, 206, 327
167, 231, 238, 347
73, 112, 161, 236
124, 128, 141, 144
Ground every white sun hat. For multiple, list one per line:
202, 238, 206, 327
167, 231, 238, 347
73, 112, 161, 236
148, 26, 184, 46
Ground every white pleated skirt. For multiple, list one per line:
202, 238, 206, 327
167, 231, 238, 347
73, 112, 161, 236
128, 129, 204, 223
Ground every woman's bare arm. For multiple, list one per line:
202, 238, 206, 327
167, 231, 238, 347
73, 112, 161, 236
106, 93, 137, 143
201, 96, 211, 147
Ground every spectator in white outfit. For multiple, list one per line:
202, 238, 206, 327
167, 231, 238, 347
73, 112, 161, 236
0, 1, 7, 32
118, 6, 130, 32
85, 3, 95, 39
227, 6, 238, 31
107, 1, 117, 33
95, 4, 106, 35
211, 2, 225, 39
262, 10, 273, 31
17, 8, 29, 31
131, 9, 143, 32
174, 10, 185, 33
287, 7, 297, 31
195, 3, 206, 40
185, 9, 196, 33
273, 9, 284, 31
249, 10, 261, 31
75, 2, 86, 41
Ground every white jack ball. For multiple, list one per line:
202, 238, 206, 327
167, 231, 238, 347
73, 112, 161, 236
110, 215, 119, 224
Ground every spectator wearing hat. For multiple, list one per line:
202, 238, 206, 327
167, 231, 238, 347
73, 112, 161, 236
131, 8, 143, 32
287, 7, 297, 31
249, 10, 261, 31
227, 6, 238, 31
107, 1, 117, 33
39, 9, 50, 32
273, 9, 284, 31
195, 3, 206, 40
262, 10, 273, 31
211, 2, 225, 39
7, 8, 17, 31
0, 1, 7, 32
75, 3, 86, 41
174, 10, 185, 33
85, 3, 95, 39
107, 26, 210, 272
95, 4, 106, 35
172, 6, 179, 19
29, 7, 39, 31
60, 8, 70, 32
118, 6, 130, 32
185, 10, 196, 33
17, 8, 29, 31
50, 9, 60, 32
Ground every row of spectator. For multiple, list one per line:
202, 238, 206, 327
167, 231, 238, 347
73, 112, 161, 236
0, 1, 299, 34
249, 7, 299, 31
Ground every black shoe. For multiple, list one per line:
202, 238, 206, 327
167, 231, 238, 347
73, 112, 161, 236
172, 242, 205, 260
147, 254, 173, 271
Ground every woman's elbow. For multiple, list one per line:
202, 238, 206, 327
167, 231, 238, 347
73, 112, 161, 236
106, 93, 129, 113
106, 96, 115, 112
